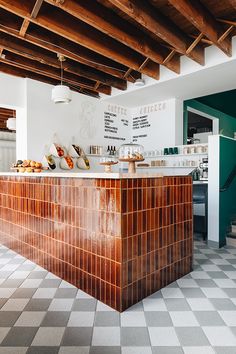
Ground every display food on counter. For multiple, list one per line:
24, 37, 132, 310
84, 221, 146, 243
12, 160, 44, 173
120, 152, 144, 161
50, 143, 65, 157
77, 156, 90, 170
118, 142, 144, 161
60, 155, 74, 170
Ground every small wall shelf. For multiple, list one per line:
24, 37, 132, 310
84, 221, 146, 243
137, 166, 196, 169
144, 153, 208, 158
86, 154, 104, 157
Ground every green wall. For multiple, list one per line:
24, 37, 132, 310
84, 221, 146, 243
197, 90, 236, 118
183, 99, 236, 144
219, 136, 236, 246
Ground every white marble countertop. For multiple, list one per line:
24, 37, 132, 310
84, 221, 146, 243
193, 180, 208, 184
0, 171, 165, 179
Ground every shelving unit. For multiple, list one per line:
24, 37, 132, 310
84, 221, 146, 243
144, 152, 208, 158
86, 153, 117, 157
86, 154, 103, 157
137, 166, 196, 169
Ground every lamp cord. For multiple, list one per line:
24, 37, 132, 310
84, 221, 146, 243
60, 59, 63, 85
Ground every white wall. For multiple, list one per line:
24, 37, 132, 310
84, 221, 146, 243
131, 99, 183, 150
208, 135, 220, 246
0, 74, 184, 168
0, 73, 26, 109
25, 79, 130, 164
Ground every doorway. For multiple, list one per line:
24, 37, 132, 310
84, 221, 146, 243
0, 107, 16, 172
187, 107, 218, 144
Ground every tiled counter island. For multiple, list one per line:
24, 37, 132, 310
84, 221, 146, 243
0, 173, 193, 311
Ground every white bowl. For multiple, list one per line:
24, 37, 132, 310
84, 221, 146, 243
60, 156, 74, 170
68, 144, 84, 158
50, 143, 66, 157
77, 156, 90, 170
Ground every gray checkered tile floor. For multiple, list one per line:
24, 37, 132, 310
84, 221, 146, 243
1, 241, 236, 353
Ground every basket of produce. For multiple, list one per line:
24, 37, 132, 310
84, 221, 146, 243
68, 144, 85, 158
44, 155, 56, 170
60, 155, 74, 170
50, 143, 66, 157
77, 156, 90, 170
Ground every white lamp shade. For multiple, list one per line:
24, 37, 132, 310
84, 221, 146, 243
6, 117, 16, 130
134, 78, 145, 87
51, 84, 72, 104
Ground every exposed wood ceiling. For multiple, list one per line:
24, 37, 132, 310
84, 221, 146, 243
0, 107, 16, 131
0, 0, 235, 98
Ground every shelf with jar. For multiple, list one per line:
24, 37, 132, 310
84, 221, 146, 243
137, 166, 196, 169
144, 152, 208, 158
88, 145, 118, 157
144, 143, 208, 158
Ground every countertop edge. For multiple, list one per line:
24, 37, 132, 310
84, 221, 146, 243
0, 172, 167, 179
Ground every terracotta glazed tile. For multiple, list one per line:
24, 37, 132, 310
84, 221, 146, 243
0, 176, 192, 311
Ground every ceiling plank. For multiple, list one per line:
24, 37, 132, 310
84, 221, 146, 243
19, 0, 43, 37
45, 0, 179, 73
0, 13, 141, 82
31, 0, 44, 19
0, 62, 100, 98
1, 51, 111, 95
227, 0, 236, 10
0, 0, 161, 78
0, 32, 127, 90
168, 0, 232, 56
106, 0, 204, 65
19, 18, 30, 37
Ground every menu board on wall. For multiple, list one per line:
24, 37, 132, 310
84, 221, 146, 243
132, 101, 169, 149
104, 104, 129, 141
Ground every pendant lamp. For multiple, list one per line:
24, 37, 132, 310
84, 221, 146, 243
52, 54, 72, 104
7, 109, 16, 131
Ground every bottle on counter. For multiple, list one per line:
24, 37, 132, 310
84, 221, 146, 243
107, 145, 110, 155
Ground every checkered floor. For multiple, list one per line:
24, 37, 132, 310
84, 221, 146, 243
0, 241, 236, 354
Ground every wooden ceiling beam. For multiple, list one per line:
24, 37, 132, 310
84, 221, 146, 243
0, 10, 140, 82
19, 18, 30, 37
227, 0, 236, 10
168, 0, 232, 56
19, 0, 43, 37
1, 51, 111, 95
186, 33, 204, 55
44, 0, 179, 73
105, 0, 204, 65
0, 32, 127, 90
31, 0, 44, 19
0, 0, 161, 78
0, 62, 100, 98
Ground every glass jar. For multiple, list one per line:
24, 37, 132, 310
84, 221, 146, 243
118, 142, 144, 161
